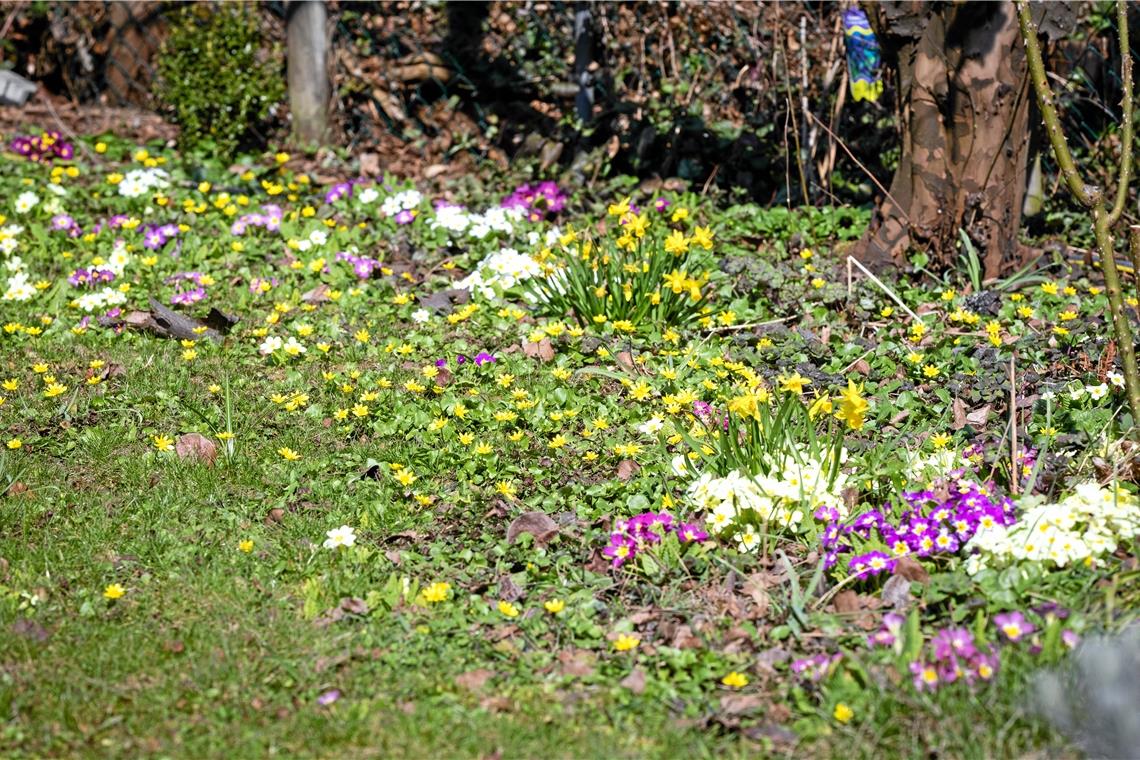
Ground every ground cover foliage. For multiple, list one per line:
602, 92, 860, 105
1, 133, 1138, 758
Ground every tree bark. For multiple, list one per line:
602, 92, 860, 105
860, 1, 1039, 278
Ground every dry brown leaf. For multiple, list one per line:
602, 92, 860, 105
506, 512, 559, 545
521, 338, 555, 362
881, 575, 912, 609
301, 284, 331, 304
175, 433, 217, 466
951, 399, 992, 430
455, 669, 495, 692
616, 459, 640, 481
894, 556, 931, 583
620, 668, 647, 694
557, 649, 596, 678
833, 590, 861, 614
719, 693, 766, 716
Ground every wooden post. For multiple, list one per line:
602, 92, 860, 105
287, 0, 329, 145
573, 2, 593, 123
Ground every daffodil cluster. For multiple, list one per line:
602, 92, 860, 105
524, 197, 716, 329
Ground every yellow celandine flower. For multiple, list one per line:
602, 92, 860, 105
811, 277, 825, 289
497, 600, 520, 618
607, 197, 631, 217
394, 469, 417, 487
778, 372, 811, 395
833, 703, 854, 723
835, 380, 869, 431
507, 431, 525, 442
103, 583, 126, 600
1041, 282, 1059, 295
721, 672, 749, 689
496, 481, 517, 498
613, 633, 640, 651
474, 442, 494, 455
423, 582, 450, 603
922, 364, 940, 378
881, 306, 894, 318
7, 439, 22, 450
541, 598, 566, 615
278, 447, 301, 461
1, 379, 17, 391
1058, 310, 1077, 321
629, 381, 653, 401
549, 434, 569, 449
217, 432, 235, 441
153, 434, 174, 452
1053, 325, 1070, 336
238, 540, 254, 553
1017, 306, 1034, 319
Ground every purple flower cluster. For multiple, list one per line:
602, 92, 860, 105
869, 613, 1000, 692
89, 216, 129, 236
790, 653, 842, 682
324, 181, 353, 204
10, 131, 74, 162
167, 272, 207, 306
692, 400, 728, 431
819, 478, 1017, 579
51, 214, 82, 237
249, 277, 278, 294
230, 205, 283, 235
438, 352, 496, 367
68, 267, 116, 287
500, 181, 567, 222
335, 250, 382, 279
142, 223, 180, 250
602, 511, 707, 568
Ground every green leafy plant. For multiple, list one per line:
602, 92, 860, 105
524, 203, 715, 329
156, 4, 284, 158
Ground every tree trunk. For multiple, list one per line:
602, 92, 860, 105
860, 1, 1033, 278
287, 1, 330, 145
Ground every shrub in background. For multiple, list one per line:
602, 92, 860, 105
156, 4, 284, 158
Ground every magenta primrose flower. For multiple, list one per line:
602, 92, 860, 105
994, 611, 1035, 642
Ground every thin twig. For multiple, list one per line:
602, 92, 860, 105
1010, 353, 1019, 496
847, 256, 923, 322
701, 316, 794, 334
806, 110, 910, 225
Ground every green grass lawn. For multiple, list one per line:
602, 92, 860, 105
0, 136, 1135, 758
